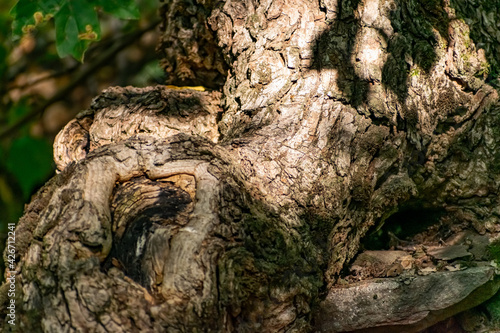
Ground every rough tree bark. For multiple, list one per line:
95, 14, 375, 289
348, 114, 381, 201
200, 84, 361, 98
2, 0, 500, 332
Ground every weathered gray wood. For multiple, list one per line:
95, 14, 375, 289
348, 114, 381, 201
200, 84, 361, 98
318, 266, 500, 332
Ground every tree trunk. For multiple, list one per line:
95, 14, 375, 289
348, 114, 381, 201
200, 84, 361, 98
2, 0, 500, 332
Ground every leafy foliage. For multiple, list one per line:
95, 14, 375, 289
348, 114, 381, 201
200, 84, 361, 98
6, 136, 54, 199
10, 0, 139, 61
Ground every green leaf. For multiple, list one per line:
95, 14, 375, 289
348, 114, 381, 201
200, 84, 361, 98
54, 0, 100, 61
10, 0, 63, 39
6, 136, 54, 199
10, 0, 140, 61
94, 0, 139, 20
10, 0, 38, 39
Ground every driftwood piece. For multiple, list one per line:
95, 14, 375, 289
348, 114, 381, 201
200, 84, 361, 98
318, 266, 500, 333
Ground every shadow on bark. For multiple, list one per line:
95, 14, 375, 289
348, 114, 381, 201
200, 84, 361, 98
312, 0, 498, 107
449, 0, 500, 89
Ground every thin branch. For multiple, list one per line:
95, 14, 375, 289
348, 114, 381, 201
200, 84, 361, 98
8, 65, 79, 90
0, 19, 161, 141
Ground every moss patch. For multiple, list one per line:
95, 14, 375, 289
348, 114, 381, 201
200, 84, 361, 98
218, 204, 331, 324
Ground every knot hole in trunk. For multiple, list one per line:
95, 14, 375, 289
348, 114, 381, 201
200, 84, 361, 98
104, 175, 196, 294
